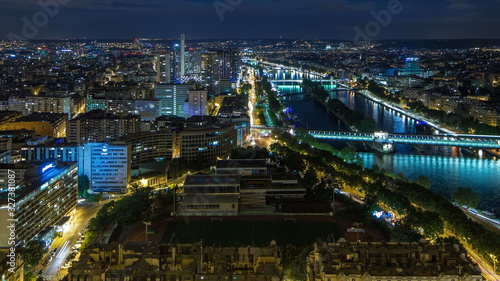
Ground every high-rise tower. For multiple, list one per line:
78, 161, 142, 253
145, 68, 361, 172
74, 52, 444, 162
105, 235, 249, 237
180, 34, 186, 77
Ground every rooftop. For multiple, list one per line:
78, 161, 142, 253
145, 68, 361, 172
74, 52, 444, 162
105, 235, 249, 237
216, 159, 267, 170
70, 110, 139, 120
17, 112, 67, 123
184, 175, 241, 186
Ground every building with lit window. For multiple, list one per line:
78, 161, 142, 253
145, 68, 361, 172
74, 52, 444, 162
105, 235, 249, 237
306, 239, 484, 281
85, 94, 107, 112
67, 110, 140, 144
78, 142, 131, 193
85, 96, 160, 121
184, 90, 207, 117
118, 131, 175, 169
22, 143, 79, 162
176, 123, 237, 164
405, 57, 421, 71
154, 84, 193, 117
155, 53, 172, 83
22, 140, 79, 162
201, 49, 240, 90
8, 95, 72, 116
0, 150, 10, 164
0, 160, 78, 247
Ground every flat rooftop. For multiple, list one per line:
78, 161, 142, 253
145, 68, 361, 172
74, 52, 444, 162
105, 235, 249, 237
216, 159, 267, 170
184, 175, 240, 186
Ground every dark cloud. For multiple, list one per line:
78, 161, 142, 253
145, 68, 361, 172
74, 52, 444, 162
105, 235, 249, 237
0, 0, 499, 40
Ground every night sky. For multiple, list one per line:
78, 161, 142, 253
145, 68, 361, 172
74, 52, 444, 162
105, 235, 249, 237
1, 0, 500, 40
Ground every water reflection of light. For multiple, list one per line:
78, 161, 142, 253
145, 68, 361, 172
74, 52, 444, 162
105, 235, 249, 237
360, 152, 500, 217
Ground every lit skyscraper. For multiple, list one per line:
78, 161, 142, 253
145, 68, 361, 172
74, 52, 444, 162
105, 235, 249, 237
155, 53, 172, 83
201, 49, 241, 90
180, 34, 186, 77
154, 84, 194, 117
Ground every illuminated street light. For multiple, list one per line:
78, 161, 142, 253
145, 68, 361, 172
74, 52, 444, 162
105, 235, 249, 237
490, 254, 498, 273
143, 221, 151, 241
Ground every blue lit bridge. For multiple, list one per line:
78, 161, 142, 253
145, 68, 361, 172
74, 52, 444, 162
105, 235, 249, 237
251, 125, 275, 130
276, 88, 350, 97
307, 131, 500, 149
269, 79, 334, 83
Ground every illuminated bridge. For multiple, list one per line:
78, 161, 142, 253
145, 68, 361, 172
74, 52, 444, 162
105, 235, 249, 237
276, 88, 350, 97
307, 131, 500, 149
251, 125, 275, 130
270, 79, 334, 83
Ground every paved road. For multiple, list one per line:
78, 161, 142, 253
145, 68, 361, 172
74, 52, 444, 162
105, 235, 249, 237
443, 230, 499, 281
461, 207, 500, 235
40, 202, 102, 280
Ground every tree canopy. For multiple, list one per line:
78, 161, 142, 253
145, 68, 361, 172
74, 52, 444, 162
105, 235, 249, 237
452, 187, 480, 208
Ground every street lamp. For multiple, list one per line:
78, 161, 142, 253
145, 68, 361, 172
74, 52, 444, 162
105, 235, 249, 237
172, 185, 176, 215
143, 221, 151, 242
490, 254, 498, 273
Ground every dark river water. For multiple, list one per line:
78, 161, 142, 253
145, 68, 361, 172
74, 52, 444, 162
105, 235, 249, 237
281, 88, 500, 216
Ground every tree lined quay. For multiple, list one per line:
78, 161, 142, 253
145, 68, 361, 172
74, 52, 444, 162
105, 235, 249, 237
271, 129, 500, 273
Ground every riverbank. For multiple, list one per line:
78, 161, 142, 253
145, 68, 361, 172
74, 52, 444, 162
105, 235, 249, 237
272, 129, 500, 274
282, 90, 500, 218
355, 89, 457, 135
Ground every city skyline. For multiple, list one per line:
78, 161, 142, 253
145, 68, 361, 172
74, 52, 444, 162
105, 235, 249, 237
1, 2, 500, 279
1, 0, 500, 40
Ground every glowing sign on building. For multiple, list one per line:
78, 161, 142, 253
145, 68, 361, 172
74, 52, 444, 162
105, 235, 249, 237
42, 163, 55, 173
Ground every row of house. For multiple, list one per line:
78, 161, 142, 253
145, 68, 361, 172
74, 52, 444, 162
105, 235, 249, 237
64, 239, 484, 281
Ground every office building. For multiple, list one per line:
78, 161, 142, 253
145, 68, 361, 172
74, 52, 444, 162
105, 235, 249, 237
0, 160, 78, 247
405, 57, 421, 71
118, 131, 175, 169
184, 51, 202, 79
180, 34, 186, 77
154, 84, 194, 117
0, 150, 10, 164
85, 94, 107, 112
78, 142, 131, 193
182, 174, 240, 215
179, 160, 305, 214
85, 96, 159, 121
107, 99, 159, 121
307, 239, 484, 281
184, 90, 207, 117
21, 141, 79, 162
155, 53, 172, 83
67, 110, 140, 144
176, 123, 237, 164
215, 160, 305, 209
201, 49, 241, 89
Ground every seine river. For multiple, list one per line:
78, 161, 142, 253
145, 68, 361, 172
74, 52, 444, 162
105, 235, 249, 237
280, 87, 500, 216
